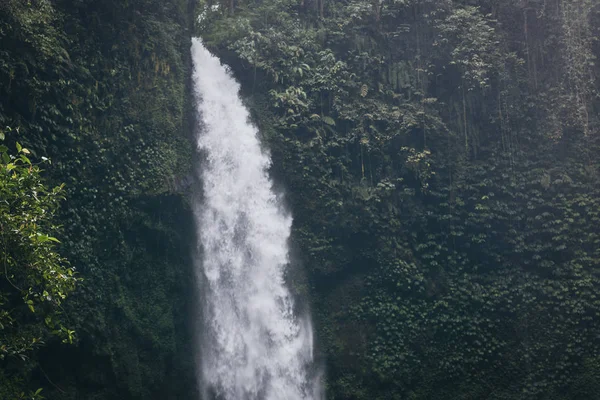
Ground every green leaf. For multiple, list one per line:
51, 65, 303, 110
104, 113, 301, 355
19, 154, 31, 165
16, 142, 22, 152
322, 116, 336, 126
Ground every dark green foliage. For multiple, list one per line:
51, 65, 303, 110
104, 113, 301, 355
201, 0, 600, 398
0, 0, 197, 398
2, 0, 599, 398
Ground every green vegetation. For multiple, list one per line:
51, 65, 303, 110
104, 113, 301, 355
0, 138, 77, 399
199, 0, 600, 398
1, 0, 599, 398
1, 0, 196, 398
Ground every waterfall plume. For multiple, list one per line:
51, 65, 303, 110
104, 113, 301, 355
191, 38, 321, 400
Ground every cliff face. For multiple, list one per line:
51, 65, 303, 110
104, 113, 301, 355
0, 0, 198, 398
200, 1, 600, 399
2, 0, 600, 399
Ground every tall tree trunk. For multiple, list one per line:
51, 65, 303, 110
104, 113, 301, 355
372, 0, 381, 29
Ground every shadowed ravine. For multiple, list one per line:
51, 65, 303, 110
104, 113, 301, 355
191, 38, 321, 400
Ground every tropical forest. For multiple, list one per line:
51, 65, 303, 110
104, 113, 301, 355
0, 0, 599, 399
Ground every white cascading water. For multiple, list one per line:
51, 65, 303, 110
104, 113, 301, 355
191, 38, 320, 400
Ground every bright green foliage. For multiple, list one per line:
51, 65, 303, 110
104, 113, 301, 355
0, 136, 77, 399
201, 0, 600, 398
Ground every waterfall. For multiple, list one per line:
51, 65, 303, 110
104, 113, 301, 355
191, 38, 321, 400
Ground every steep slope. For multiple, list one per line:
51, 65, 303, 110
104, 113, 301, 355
200, 0, 600, 399
0, 0, 197, 398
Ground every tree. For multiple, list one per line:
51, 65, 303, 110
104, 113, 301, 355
0, 131, 77, 399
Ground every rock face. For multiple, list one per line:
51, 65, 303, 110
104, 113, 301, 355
0, 0, 198, 398
198, 1, 600, 399
2, 0, 600, 399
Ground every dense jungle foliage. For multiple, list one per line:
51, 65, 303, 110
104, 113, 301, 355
1, 0, 600, 399
1, 0, 197, 398
198, 0, 600, 399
